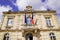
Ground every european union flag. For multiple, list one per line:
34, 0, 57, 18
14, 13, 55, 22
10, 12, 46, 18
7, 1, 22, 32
24, 13, 27, 24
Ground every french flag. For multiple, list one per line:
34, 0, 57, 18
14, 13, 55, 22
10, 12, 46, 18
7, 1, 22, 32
24, 13, 35, 25
31, 18, 34, 24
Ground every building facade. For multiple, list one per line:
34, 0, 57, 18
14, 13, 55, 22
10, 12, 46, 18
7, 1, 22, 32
0, 6, 60, 40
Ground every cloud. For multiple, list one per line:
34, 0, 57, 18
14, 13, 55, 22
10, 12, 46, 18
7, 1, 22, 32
15, 0, 42, 10
0, 6, 12, 22
15, 0, 60, 23
45, 0, 56, 9
15, 0, 28, 10
15, 0, 60, 11
0, 0, 18, 11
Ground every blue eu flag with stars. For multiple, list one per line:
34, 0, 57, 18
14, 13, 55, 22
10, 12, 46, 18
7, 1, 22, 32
24, 13, 27, 24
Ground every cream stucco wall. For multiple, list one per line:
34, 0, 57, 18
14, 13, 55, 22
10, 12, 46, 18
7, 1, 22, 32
0, 6, 60, 40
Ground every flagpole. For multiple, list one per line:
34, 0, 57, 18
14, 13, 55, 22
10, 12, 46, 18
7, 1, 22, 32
35, 19, 37, 25
32, 12, 33, 19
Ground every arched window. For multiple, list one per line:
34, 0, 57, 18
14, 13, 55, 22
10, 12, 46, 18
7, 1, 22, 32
3, 33, 9, 40
25, 33, 33, 40
49, 32, 56, 40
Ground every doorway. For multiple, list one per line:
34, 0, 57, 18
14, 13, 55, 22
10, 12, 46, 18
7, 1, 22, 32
25, 33, 33, 40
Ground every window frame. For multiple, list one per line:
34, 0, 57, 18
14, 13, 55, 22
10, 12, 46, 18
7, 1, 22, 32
49, 32, 56, 40
6, 16, 14, 28
3, 33, 9, 40
45, 17, 52, 26
44, 15, 53, 27
7, 18, 13, 27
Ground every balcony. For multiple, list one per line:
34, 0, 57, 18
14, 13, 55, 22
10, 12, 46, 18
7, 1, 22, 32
21, 26, 40, 37
21, 26, 38, 30
21, 23, 38, 29
21, 24, 40, 34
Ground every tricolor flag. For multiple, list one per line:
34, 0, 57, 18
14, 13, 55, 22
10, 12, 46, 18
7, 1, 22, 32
24, 13, 36, 25
31, 18, 34, 24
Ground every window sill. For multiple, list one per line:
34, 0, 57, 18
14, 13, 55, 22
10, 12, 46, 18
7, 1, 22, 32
6, 26, 12, 29
21, 24, 37, 26
47, 25, 54, 27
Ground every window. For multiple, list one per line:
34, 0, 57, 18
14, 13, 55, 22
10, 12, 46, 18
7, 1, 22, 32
45, 17, 52, 26
7, 18, 13, 27
3, 33, 9, 40
49, 32, 56, 40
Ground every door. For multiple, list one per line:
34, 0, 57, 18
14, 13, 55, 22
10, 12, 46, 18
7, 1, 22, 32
25, 33, 33, 40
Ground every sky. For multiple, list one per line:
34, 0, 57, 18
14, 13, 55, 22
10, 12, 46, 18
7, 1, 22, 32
0, 0, 60, 23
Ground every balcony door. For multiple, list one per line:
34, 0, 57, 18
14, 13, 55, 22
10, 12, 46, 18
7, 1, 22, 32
25, 33, 33, 40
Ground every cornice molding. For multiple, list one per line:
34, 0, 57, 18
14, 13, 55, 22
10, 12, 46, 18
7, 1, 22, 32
3, 10, 56, 14
0, 29, 60, 32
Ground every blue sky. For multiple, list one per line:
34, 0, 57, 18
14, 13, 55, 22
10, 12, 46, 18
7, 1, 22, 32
0, 0, 60, 23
